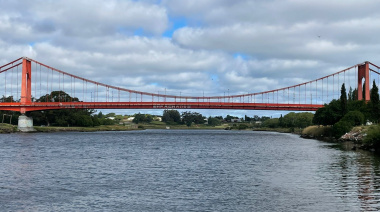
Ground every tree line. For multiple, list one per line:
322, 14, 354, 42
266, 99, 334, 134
312, 81, 380, 139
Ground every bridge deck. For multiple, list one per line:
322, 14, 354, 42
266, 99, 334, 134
0, 102, 323, 112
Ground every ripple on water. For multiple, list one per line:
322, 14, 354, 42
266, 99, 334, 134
0, 130, 380, 211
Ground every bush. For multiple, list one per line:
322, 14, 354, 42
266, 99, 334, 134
332, 120, 353, 139
238, 124, 249, 130
302, 126, 333, 138
262, 118, 279, 128
341, 111, 364, 126
363, 125, 380, 150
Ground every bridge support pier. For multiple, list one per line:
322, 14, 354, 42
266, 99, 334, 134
18, 114, 36, 132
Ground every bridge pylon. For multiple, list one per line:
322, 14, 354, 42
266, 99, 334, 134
358, 61, 370, 101
18, 57, 35, 132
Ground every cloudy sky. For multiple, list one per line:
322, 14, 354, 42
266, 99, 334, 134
1, 0, 380, 117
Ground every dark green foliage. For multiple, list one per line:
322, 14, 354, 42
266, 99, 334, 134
100, 118, 115, 125
282, 112, 313, 128
363, 125, 380, 150
348, 87, 354, 102
362, 83, 366, 100
133, 113, 153, 124
106, 113, 116, 118
332, 120, 353, 139
352, 88, 358, 101
262, 118, 279, 128
92, 116, 101, 126
38, 91, 79, 102
0, 111, 20, 125
162, 110, 181, 124
238, 124, 249, 130
313, 99, 342, 125
74, 115, 93, 127
340, 111, 364, 126
340, 83, 348, 115
313, 81, 380, 139
369, 80, 380, 121
0, 95, 17, 102
181, 111, 205, 126
224, 114, 238, 122
279, 114, 284, 127
29, 91, 98, 127
208, 117, 221, 126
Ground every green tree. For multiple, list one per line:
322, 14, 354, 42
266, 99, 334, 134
332, 120, 352, 139
92, 116, 101, 126
162, 110, 181, 124
295, 112, 314, 128
225, 114, 238, 122
340, 111, 364, 126
29, 91, 95, 127
208, 117, 221, 126
340, 83, 348, 115
313, 99, 342, 125
352, 88, 358, 101
363, 125, 380, 150
370, 80, 380, 122
348, 87, 354, 102
262, 118, 279, 128
278, 114, 284, 127
181, 111, 205, 126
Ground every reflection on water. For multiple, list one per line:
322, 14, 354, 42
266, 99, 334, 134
1, 130, 380, 211
324, 144, 380, 211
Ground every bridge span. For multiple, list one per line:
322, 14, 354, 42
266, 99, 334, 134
0, 57, 379, 130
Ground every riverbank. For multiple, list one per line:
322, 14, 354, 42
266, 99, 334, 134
0, 123, 18, 133
252, 127, 304, 134
300, 125, 380, 152
34, 125, 143, 132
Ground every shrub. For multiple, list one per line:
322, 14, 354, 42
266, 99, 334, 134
363, 125, 380, 150
238, 124, 249, 130
332, 120, 353, 139
302, 125, 333, 138
341, 111, 365, 126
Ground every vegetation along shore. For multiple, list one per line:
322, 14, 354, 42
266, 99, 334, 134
1, 83, 380, 152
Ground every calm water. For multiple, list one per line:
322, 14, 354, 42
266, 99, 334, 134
1, 130, 380, 211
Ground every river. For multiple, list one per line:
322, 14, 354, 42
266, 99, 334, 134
1, 130, 380, 211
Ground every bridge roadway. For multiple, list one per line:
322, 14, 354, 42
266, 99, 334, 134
0, 102, 324, 112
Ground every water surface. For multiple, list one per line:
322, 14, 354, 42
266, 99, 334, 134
1, 130, 380, 211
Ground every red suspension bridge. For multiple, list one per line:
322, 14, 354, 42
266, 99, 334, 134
0, 57, 380, 114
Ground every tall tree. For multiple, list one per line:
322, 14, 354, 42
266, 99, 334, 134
370, 80, 380, 121
353, 88, 358, 100
340, 83, 348, 115
348, 86, 353, 102
162, 110, 181, 124
363, 83, 366, 100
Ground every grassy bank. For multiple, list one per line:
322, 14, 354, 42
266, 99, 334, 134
301, 126, 334, 140
0, 123, 18, 133
34, 125, 141, 132
253, 127, 300, 134
142, 121, 227, 130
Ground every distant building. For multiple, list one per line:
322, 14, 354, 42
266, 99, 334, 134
126, 117, 135, 121
231, 118, 242, 123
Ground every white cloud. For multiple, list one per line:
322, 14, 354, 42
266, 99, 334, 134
1, 0, 380, 117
